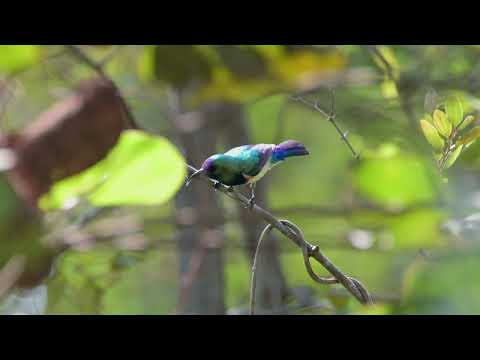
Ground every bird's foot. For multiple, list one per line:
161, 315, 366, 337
245, 196, 255, 210
226, 186, 234, 193
213, 181, 222, 191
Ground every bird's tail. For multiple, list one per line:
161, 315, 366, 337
273, 140, 309, 161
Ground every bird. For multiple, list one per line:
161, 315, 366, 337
186, 140, 309, 209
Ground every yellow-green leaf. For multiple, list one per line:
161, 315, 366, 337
444, 144, 464, 169
445, 96, 464, 127
423, 113, 434, 124
0, 45, 40, 74
433, 110, 452, 138
380, 79, 398, 99
459, 126, 480, 146
137, 46, 155, 82
39, 130, 187, 210
420, 119, 445, 150
459, 115, 475, 131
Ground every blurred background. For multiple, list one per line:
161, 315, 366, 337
1, 45, 480, 315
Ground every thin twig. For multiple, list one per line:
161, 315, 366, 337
250, 219, 371, 315
363, 45, 418, 128
290, 94, 360, 159
64, 45, 107, 78
187, 165, 371, 306
364, 45, 395, 81
249, 223, 270, 315
64, 45, 140, 130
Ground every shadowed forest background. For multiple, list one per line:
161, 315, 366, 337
1, 45, 480, 315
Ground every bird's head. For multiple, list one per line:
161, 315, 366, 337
201, 154, 221, 177
185, 155, 220, 186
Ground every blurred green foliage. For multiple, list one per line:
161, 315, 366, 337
3, 45, 480, 314
0, 45, 40, 74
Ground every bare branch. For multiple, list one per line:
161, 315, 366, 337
363, 45, 418, 128
364, 45, 395, 81
64, 45, 107, 78
64, 45, 140, 130
187, 165, 372, 307
290, 94, 360, 159
249, 219, 371, 314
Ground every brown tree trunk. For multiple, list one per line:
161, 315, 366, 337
215, 103, 290, 313
169, 95, 226, 314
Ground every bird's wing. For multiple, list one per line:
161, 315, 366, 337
224, 144, 274, 177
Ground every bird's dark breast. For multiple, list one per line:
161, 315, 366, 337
208, 168, 247, 186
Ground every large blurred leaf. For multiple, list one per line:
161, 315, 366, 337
0, 45, 40, 74
270, 48, 346, 88
216, 46, 267, 79
39, 130, 186, 210
353, 144, 438, 208
141, 45, 346, 106
139, 45, 212, 89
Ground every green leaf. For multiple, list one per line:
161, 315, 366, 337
137, 46, 155, 82
380, 79, 398, 99
444, 144, 463, 169
0, 45, 40, 74
353, 150, 438, 208
420, 119, 445, 150
459, 126, 480, 146
445, 96, 464, 127
39, 130, 186, 210
433, 110, 452, 138
458, 115, 475, 131
423, 113, 434, 124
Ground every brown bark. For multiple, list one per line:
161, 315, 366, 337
215, 103, 290, 313
170, 97, 226, 315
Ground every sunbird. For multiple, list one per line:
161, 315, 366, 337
186, 140, 309, 209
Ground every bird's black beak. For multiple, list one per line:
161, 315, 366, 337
186, 168, 204, 187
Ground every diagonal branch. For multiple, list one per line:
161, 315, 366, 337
363, 45, 418, 128
187, 165, 372, 306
